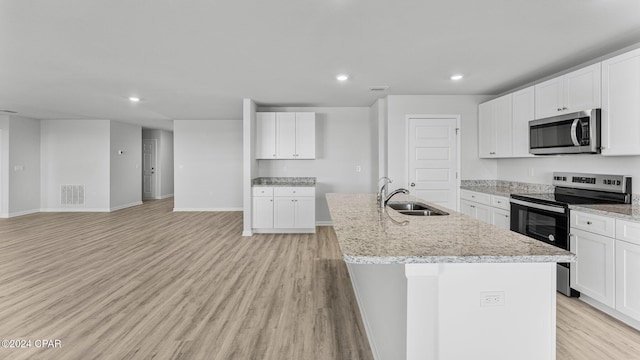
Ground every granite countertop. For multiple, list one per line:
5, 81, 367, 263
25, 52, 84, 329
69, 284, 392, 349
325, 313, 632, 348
460, 186, 515, 197
570, 203, 640, 222
326, 193, 575, 265
252, 177, 316, 187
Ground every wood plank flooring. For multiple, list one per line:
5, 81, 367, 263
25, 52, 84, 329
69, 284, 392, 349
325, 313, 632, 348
0, 198, 638, 359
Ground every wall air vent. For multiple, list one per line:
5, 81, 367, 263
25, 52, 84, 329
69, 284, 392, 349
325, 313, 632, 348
368, 86, 389, 91
0, 110, 17, 114
61, 185, 85, 206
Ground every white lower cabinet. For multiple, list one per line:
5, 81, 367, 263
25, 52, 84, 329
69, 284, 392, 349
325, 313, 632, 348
491, 208, 510, 230
461, 190, 510, 229
616, 240, 640, 320
253, 186, 315, 233
570, 228, 616, 307
570, 210, 640, 328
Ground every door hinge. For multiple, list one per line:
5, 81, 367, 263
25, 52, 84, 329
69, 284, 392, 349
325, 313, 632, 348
455, 128, 460, 135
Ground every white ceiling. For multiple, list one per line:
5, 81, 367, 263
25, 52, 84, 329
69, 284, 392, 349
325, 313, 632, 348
2, 0, 640, 131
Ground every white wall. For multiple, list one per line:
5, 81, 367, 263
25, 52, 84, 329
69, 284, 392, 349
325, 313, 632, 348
256, 107, 375, 224
41, 120, 111, 211
142, 128, 174, 198
0, 115, 41, 217
242, 99, 257, 235
386, 95, 495, 188
110, 121, 142, 210
174, 120, 243, 211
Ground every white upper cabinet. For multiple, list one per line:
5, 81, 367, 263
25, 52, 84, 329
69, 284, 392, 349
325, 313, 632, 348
256, 112, 277, 159
534, 63, 601, 119
511, 86, 535, 158
256, 112, 316, 159
478, 94, 512, 158
601, 47, 640, 156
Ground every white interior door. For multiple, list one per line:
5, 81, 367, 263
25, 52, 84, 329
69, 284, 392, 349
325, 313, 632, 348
408, 117, 459, 211
142, 139, 157, 199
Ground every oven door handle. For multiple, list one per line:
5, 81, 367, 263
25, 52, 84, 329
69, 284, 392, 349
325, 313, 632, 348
570, 118, 581, 146
510, 199, 566, 214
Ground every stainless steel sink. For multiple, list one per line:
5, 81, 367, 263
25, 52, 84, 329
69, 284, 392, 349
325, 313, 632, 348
386, 201, 449, 216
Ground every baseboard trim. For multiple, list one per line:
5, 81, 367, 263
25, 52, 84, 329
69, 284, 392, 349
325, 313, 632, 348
110, 201, 143, 212
242, 230, 253, 237
173, 207, 243, 212
580, 294, 640, 331
41, 208, 110, 213
4, 208, 40, 218
252, 228, 316, 234
159, 194, 174, 200
316, 221, 333, 226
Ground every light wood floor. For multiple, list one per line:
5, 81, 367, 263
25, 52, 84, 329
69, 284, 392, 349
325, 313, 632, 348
0, 199, 638, 360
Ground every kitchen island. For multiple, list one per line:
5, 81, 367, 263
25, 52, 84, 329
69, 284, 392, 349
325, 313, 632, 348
326, 193, 575, 360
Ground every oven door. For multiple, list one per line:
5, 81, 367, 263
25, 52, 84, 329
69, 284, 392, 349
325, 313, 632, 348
510, 198, 569, 249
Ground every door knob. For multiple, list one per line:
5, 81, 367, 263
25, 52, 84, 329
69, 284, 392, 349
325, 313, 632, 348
410, 182, 415, 187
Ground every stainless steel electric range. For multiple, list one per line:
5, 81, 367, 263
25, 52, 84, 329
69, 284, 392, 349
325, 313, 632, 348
510, 172, 632, 297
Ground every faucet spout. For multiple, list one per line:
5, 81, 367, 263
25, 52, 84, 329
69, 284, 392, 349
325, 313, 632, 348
384, 188, 410, 207
377, 177, 393, 208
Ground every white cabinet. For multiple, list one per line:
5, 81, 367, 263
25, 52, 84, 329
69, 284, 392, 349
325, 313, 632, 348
615, 220, 640, 321
460, 190, 507, 226
256, 112, 277, 159
253, 186, 315, 233
570, 227, 616, 307
256, 112, 315, 159
478, 94, 512, 158
534, 63, 601, 119
601, 47, 640, 156
252, 187, 274, 229
511, 86, 535, 157
491, 208, 510, 229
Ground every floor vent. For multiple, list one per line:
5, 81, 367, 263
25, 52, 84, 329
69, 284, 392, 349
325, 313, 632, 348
61, 185, 85, 206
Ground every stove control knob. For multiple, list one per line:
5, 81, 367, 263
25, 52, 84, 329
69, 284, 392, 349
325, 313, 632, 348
548, 234, 555, 242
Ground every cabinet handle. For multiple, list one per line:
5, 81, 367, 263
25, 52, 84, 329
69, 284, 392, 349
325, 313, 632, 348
562, 107, 567, 110
557, 108, 562, 112
273, 154, 276, 157
586, 221, 592, 225
496, 201, 501, 204
470, 205, 476, 208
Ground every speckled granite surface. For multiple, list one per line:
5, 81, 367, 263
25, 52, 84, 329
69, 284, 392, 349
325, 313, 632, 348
570, 203, 640, 222
326, 193, 575, 265
460, 180, 554, 196
252, 177, 316, 187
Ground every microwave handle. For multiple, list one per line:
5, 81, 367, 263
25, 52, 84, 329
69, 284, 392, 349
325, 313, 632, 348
570, 119, 581, 146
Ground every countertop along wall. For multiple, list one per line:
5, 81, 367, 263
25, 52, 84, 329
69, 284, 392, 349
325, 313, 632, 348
256, 106, 375, 224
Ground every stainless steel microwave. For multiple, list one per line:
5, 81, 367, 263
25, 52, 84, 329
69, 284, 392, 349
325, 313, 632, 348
529, 109, 601, 155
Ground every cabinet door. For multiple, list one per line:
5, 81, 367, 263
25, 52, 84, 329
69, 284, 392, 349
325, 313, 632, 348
276, 112, 296, 159
460, 200, 476, 218
475, 203, 491, 224
570, 228, 615, 307
616, 240, 640, 321
511, 87, 534, 157
295, 112, 315, 159
535, 77, 563, 119
602, 48, 640, 156
478, 101, 495, 158
274, 197, 296, 228
253, 196, 274, 228
491, 208, 510, 230
564, 63, 601, 113
493, 94, 513, 157
256, 112, 276, 159
294, 197, 315, 229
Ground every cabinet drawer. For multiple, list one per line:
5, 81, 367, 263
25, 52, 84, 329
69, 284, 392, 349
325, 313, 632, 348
491, 195, 510, 210
460, 190, 491, 205
571, 210, 615, 238
252, 187, 274, 197
616, 219, 640, 246
274, 187, 315, 197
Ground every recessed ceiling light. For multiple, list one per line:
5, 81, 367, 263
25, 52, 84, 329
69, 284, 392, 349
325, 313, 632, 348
450, 74, 464, 81
128, 96, 141, 102
336, 74, 349, 82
